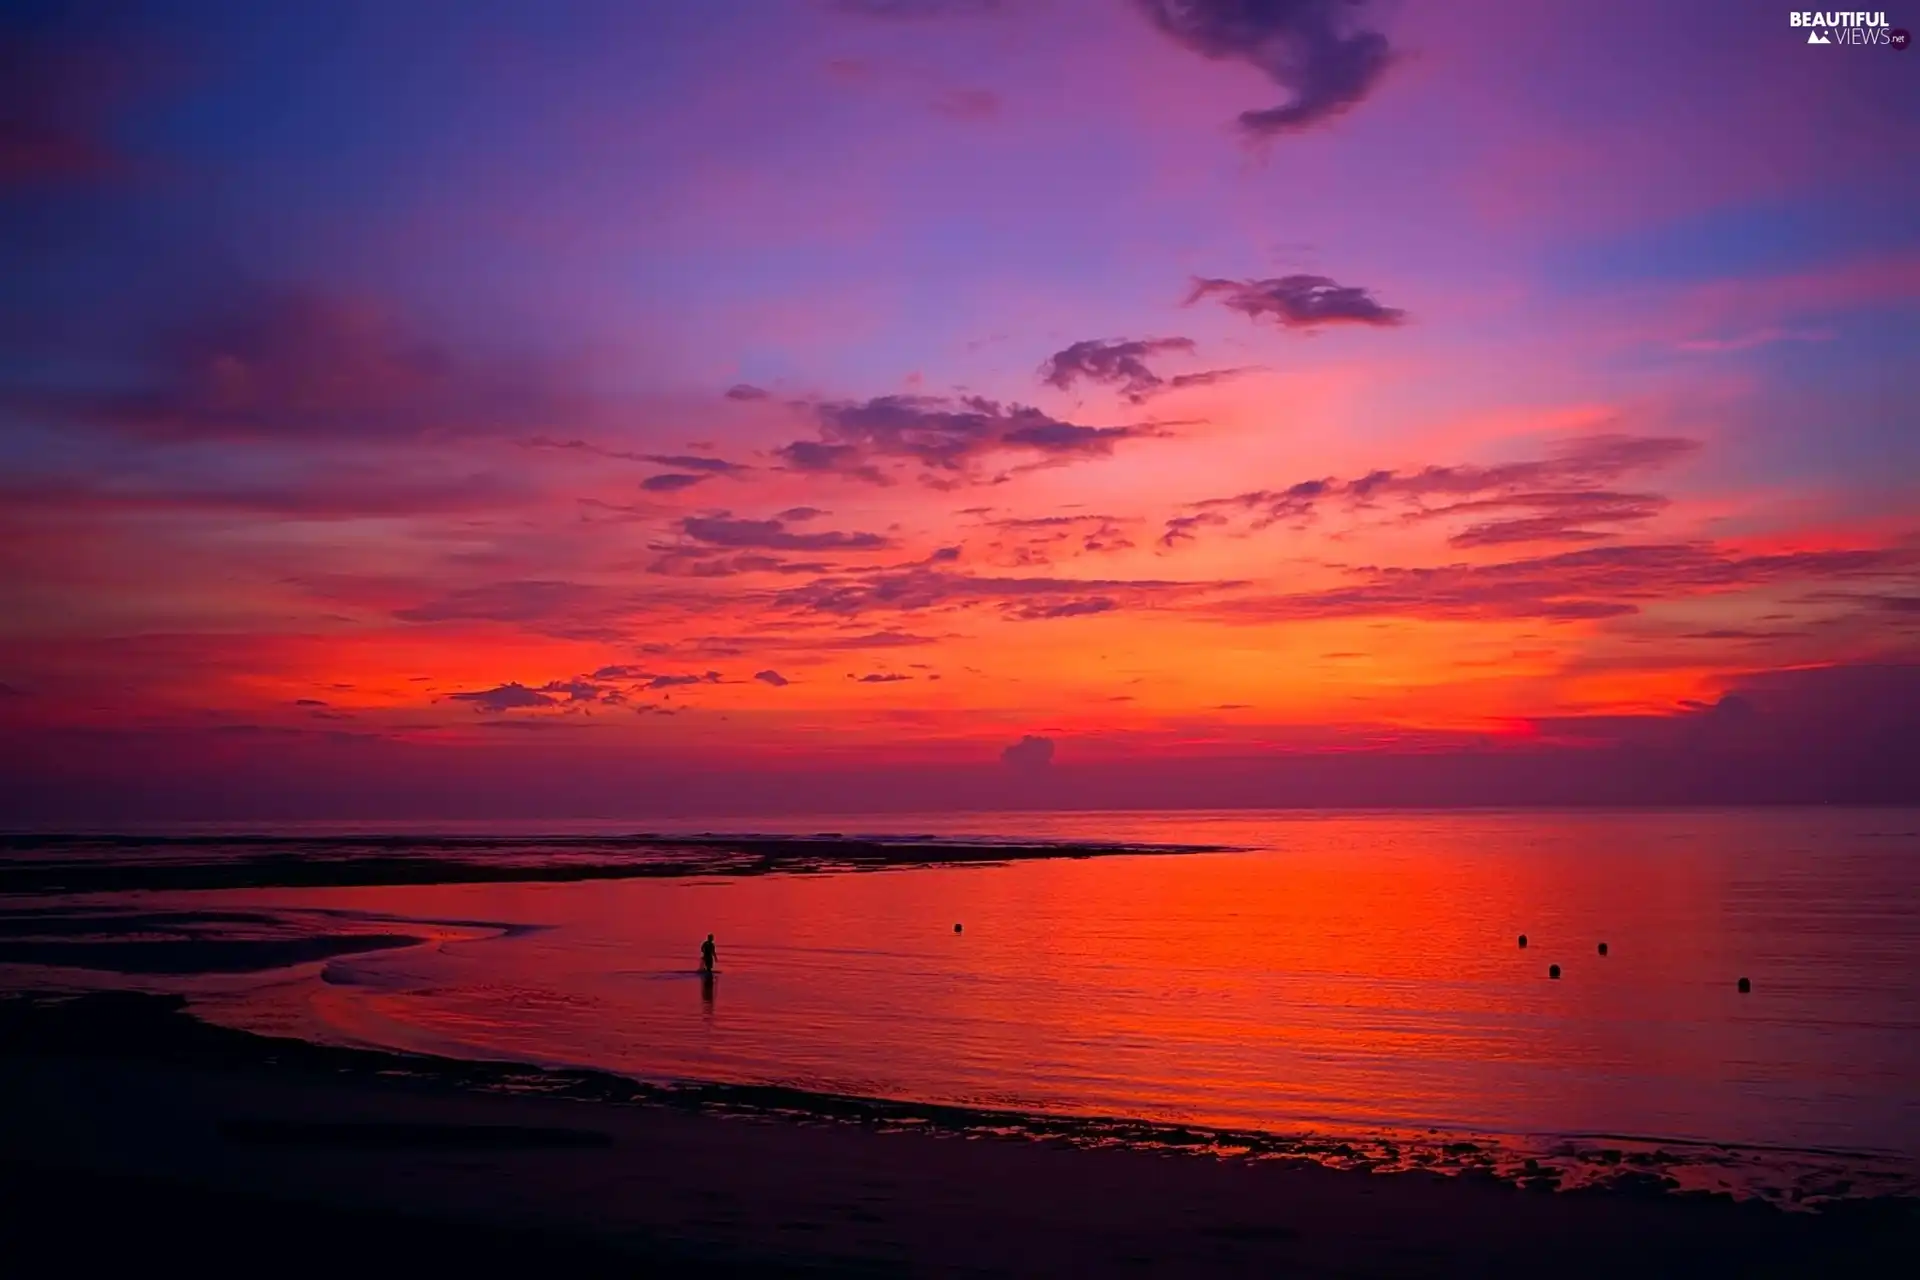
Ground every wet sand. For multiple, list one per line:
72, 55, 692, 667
1, 994, 1911, 1278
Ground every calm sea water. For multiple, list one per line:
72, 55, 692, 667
8, 810, 1919, 1195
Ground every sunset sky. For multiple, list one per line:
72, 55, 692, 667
2, 0, 1916, 820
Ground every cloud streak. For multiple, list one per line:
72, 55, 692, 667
1165, 435, 1701, 548
1209, 544, 1907, 624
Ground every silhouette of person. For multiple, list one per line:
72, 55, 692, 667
699, 933, 716, 974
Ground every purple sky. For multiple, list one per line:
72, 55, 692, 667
1, 1, 1916, 820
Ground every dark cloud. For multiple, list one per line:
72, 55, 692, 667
1001, 734, 1055, 770
779, 395, 1157, 485
1441, 492, 1669, 548
645, 454, 749, 474
1011, 597, 1118, 620
754, 669, 791, 687
293, 698, 326, 707
1167, 368, 1251, 392
775, 566, 1237, 619
536, 679, 606, 703
520, 437, 649, 463
1041, 337, 1199, 403
980, 513, 1136, 566
1187, 275, 1404, 330
1138, 0, 1393, 136
1158, 512, 1228, 548
1166, 435, 1701, 548
1209, 544, 1907, 625
646, 550, 835, 578
680, 513, 891, 552
852, 672, 912, 682
647, 671, 722, 689
640, 473, 709, 493
520, 441, 748, 474
446, 683, 557, 713
723, 384, 769, 401
774, 439, 887, 484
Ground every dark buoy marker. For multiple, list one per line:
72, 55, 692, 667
1597, 942, 1608, 956
1518, 934, 1528, 948
1548, 964, 1561, 979
1737, 976, 1751, 993
954, 923, 963, 934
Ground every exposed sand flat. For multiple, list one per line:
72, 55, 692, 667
0, 833, 1229, 895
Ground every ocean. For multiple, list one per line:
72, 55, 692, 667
4, 809, 1916, 1203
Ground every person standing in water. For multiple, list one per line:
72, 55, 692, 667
699, 933, 716, 974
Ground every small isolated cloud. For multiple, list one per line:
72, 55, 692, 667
724, 383, 769, 400
1001, 734, 1055, 770
754, 669, 791, 686
293, 698, 327, 707
852, 672, 913, 682
641, 473, 709, 493
447, 682, 557, 712
1138, 0, 1393, 137
1187, 275, 1404, 330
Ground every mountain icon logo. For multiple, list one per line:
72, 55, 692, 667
1807, 28, 1830, 43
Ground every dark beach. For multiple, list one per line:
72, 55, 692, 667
2, 991, 1912, 1278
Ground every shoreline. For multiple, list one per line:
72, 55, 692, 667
8, 976, 1915, 1209
3, 992, 1913, 1277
